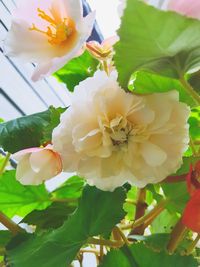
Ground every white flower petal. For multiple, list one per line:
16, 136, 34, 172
52, 71, 190, 191
5, 0, 95, 81
61, 0, 83, 21
15, 147, 62, 185
4, 19, 54, 62
140, 142, 167, 167
29, 149, 54, 172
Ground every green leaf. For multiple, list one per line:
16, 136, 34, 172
22, 202, 76, 230
51, 175, 85, 200
0, 231, 12, 247
128, 233, 170, 252
7, 186, 126, 267
115, 0, 200, 92
188, 71, 200, 96
0, 171, 51, 217
174, 156, 200, 176
189, 107, 200, 140
123, 186, 137, 220
0, 107, 65, 153
150, 210, 179, 234
100, 243, 198, 267
140, 232, 194, 255
54, 51, 99, 92
131, 71, 196, 107
162, 182, 189, 213
99, 249, 135, 267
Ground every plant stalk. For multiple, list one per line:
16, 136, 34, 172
130, 188, 147, 235
186, 234, 200, 255
167, 219, 188, 254
113, 226, 130, 246
122, 199, 167, 231
0, 153, 11, 175
0, 212, 23, 235
179, 76, 200, 106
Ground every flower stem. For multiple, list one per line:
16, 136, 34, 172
0, 212, 23, 235
185, 234, 200, 255
102, 60, 109, 75
81, 249, 99, 255
130, 188, 147, 235
179, 75, 200, 106
113, 226, 130, 246
190, 138, 198, 157
0, 153, 11, 176
87, 237, 124, 248
167, 219, 188, 254
125, 199, 137, 205
122, 199, 167, 231
163, 174, 187, 183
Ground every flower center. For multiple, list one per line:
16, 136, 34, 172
29, 8, 77, 46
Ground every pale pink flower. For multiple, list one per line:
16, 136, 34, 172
86, 36, 119, 75
168, 0, 200, 19
86, 36, 119, 61
4, 0, 95, 81
13, 146, 62, 185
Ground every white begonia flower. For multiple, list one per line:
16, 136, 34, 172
52, 71, 190, 191
4, 0, 95, 81
13, 146, 62, 185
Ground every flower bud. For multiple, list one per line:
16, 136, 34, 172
13, 146, 62, 185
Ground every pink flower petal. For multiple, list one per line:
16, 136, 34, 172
168, 0, 200, 19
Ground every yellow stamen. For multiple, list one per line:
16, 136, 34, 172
29, 8, 77, 46
37, 8, 57, 25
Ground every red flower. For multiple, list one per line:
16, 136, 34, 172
182, 161, 200, 233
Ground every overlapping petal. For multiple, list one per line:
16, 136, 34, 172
52, 70, 190, 191
13, 146, 62, 185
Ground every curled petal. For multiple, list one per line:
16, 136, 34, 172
182, 189, 200, 233
14, 147, 62, 185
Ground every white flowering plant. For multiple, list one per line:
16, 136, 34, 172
0, 0, 200, 266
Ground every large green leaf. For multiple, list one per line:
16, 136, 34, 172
131, 71, 196, 107
0, 231, 12, 247
0, 107, 64, 153
54, 51, 99, 92
162, 182, 189, 213
100, 243, 198, 267
22, 202, 76, 230
99, 249, 135, 267
115, 0, 200, 91
7, 186, 126, 267
0, 171, 51, 217
150, 210, 179, 234
51, 175, 85, 200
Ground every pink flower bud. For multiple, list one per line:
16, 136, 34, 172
13, 146, 62, 185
